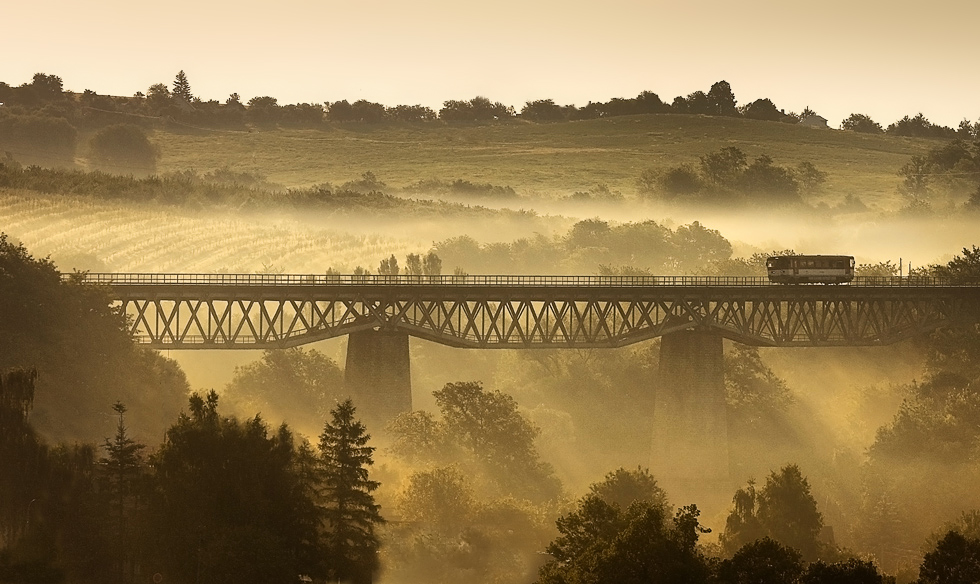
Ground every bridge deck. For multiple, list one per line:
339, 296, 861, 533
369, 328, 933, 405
69, 273, 969, 288
69, 273, 980, 349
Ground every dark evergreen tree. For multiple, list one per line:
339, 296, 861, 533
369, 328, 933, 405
317, 399, 384, 584
146, 391, 319, 584
99, 401, 145, 584
172, 70, 193, 102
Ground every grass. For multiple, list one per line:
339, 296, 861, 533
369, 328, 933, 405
148, 114, 936, 209
7, 114, 966, 274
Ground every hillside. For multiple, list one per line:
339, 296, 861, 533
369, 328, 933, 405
141, 114, 935, 208
4, 112, 974, 274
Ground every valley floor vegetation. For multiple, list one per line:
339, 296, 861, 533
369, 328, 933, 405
4, 232, 980, 583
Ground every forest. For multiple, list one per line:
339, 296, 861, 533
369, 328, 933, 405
2, 70, 980, 584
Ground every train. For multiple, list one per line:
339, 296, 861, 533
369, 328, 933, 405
766, 255, 855, 284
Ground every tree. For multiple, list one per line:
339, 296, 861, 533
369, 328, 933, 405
223, 347, 345, 431
700, 146, 748, 189
404, 253, 423, 276
653, 165, 702, 198
635, 90, 669, 114
30, 73, 64, 100
440, 96, 514, 121
669, 221, 733, 270
917, 531, 980, 584
566, 218, 612, 249
433, 381, 561, 502
739, 154, 801, 203
800, 558, 885, 584
521, 99, 568, 122
0, 234, 187, 443
378, 254, 399, 275
795, 161, 828, 194
88, 124, 159, 174
99, 401, 145, 584
898, 155, 931, 199
707, 80, 738, 116
396, 466, 476, 531
538, 498, 711, 584
717, 537, 804, 584
0, 112, 78, 165
317, 399, 384, 584
0, 368, 41, 548
930, 245, 980, 284
422, 251, 443, 276
246, 96, 281, 125
741, 98, 785, 121
386, 104, 436, 122
145, 83, 171, 109
721, 464, 825, 560
588, 466, 669, 511
757, 465, 824, 560
146, 391, 318, 584
841, 113, 884, 133
171, 70, 193, 102
725, 344, 794, 437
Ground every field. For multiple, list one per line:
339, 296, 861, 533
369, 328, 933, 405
0, 190, 428, 273
4, 113, 964, 273
146, 114, 932, 206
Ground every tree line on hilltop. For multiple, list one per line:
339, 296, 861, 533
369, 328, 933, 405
2, 72, 978, 153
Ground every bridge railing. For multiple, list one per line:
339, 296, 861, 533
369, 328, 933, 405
63, 273, 971, 287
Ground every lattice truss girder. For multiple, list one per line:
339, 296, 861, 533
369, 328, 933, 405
119, 294, 964, 348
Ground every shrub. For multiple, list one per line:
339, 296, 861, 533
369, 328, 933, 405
88, 124, 158, 174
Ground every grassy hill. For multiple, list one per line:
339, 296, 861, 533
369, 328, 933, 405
145, 114, 935, 209
5, 113, 971, 274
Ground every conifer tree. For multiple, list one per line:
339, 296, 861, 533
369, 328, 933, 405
100, 401, 145, 583
317, 399, 384, 584
172, 70, 193, 102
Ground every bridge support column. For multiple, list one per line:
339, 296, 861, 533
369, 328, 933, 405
652, 330, 730, 512
344, 330, 412, 428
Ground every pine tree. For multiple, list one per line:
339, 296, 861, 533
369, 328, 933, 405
317, 399, 384, 584
172, 70, 193, 102
100, 401, 145, 584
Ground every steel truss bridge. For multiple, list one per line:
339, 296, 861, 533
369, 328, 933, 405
72, 273, 980, 349
71, 271, 980, 504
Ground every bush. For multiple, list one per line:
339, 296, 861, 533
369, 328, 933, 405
0, 111, 77, 165
88, 124, 158, 174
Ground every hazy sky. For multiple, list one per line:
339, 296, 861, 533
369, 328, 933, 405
5, 0, 978, 127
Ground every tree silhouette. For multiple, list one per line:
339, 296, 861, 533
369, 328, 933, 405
172, 70, 193, 102
147, 391, 318, 584
99, 401, 145, 584
721, 464, 825, 560
317, 399, 383, 584
918, 531, 980, 584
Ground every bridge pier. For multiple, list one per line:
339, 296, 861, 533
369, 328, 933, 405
652, 330, 731, 512
344, 330, 412, 429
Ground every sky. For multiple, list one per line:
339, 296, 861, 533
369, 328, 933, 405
4, 0, 979, 128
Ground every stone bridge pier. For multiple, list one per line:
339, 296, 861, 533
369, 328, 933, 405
344, 329, 412, 428
652, 330, 731, 513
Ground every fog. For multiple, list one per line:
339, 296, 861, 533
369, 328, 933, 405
4, 166, 979, 582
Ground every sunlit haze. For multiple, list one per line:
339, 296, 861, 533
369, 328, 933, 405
5, 0, 979, 127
